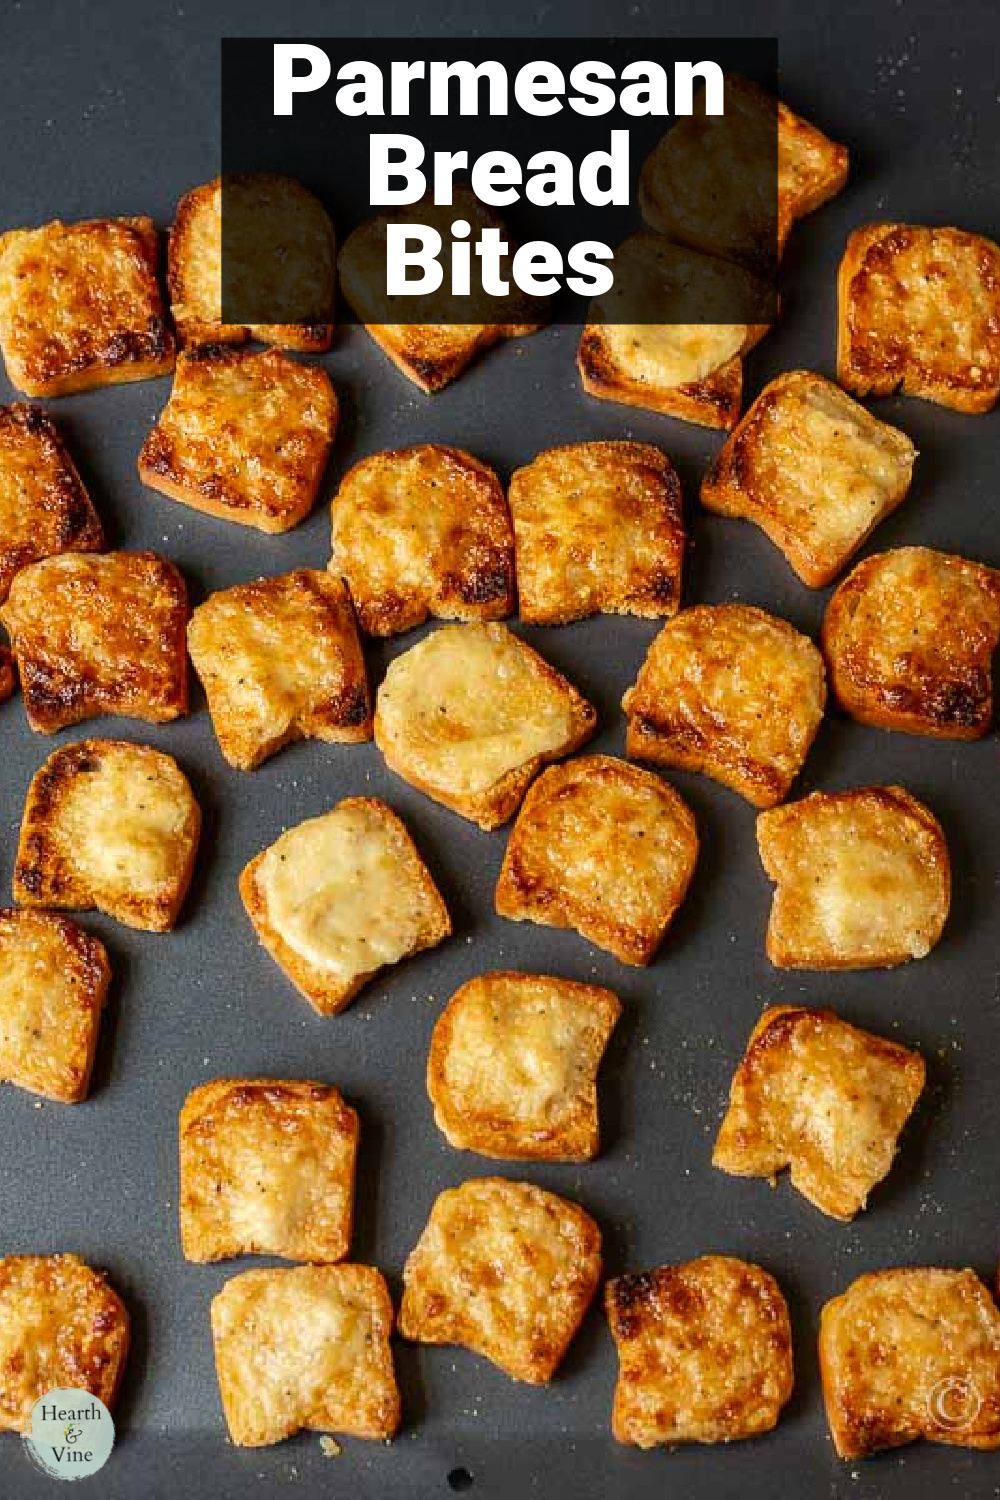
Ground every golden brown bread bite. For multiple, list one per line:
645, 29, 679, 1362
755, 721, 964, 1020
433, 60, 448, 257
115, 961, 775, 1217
426, 971, 621, 1161
329, 444, 513, 636
494, 756, 698, 964
508, 441, 685, 624
837, 223, 1000, 412
211, 1264, 400, 1446
606, 1255, 794, 1447
0, 645, 13, 701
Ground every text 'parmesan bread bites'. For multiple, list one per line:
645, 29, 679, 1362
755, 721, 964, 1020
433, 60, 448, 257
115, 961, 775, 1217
756, 786, 951, 969
427, 971, 622, 1161
138, 345, 337, 533
822, 547, 1000, 738
819, 1268, 1000, 1458
0, 550, 189, 734
14, 739, 202, 932
179, 1078, 358, 1264
211, 1264, 400, 1447
374, 623, 597, 830
0, 1254, 129, 1431
623, 604, 826, 807
508, 441, 685, 624
240, 797, 451, 1016
399, 1177, 602, 1384
837, 223, 1000, 412
713, 1006, 926, 1221
701, 371, 917, 588
495, 756, 699, 965
187, 570, 371, 771
329, 444, 514, 636
0, 216, 174, 397
606, 1255, 794, 1448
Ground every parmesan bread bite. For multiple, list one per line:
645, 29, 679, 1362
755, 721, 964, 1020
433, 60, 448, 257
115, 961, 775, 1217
1, 550, 188, 733
180, 1079, 358, 1264
508, 441, 685, 624
399, 1177, 602, 1383
714, 1006, 926, 1220
426, 971, 621, 1161
138, 345, 337, 533
822, 547, 1000, 738
495, 756, 698, 965
0, 1254, 129, 1431
0, 646, 13, 701
211, 1264, 400, 1446
14, 739, 201, 932
701, 371, 916, 587
329, 444, 513, 636
187, 570, 370, 771
623, 604, 826, 807
837, 223, 1000, 412
820, 1268, 1000, 1457
606, 1255, 794, 1447
0, 216, 174, 397
240, 797, 450, 1016
374, 623, 597, 829
756, 786, 950, 969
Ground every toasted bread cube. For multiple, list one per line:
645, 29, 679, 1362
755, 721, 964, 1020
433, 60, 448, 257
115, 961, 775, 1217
427, 972, 621, 1161
756, 785, 950, 969
714, 1005, 926, 1220
495, 756, 698, 965
240, 797, 450, 1016
838, 223, 1000, 412
0, 217, 174, 397
0, 1254, 129, 1430
508, 441, 685, 624
399, 1177, 601, 1383
14, 739, 201, 932
187, 570, 370, 771
329, 444, 514, 636
623, 604, 826, 807
0, 646, 13, 701
211, 1264, 400, 1447
374, 623, 596, 830
606, 1255, 794, 1447
822, 546, 1000, 738
701, 371, 916, 587
138, 346, 337, 533
1, 550, 188, 733
820, 1268, 1000, 1457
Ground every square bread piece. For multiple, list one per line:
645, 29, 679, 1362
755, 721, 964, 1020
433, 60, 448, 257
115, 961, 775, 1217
374, 623, 597, 830
13, 739, 201, 932
0, 550, 189, 733
820, 1268, 1000, 1457
0, 403, 105, 603
240, 797, 451, 1016
822, 546, 1000, 738
0, 1254, 129, 1431
0, 216, 174, 397
426, 971, 622, 1161
179, 1078, 358, 1263
329, 443, 514, 636
495, 756, 699, 965
138, 346, 337, 533
756, 785, 950, 969
623, 604, 826, 807
399, 1177, 602, 1383
837, 223, 1000, 412
508, 441, 685, 624
701, 371, 917, 587
714, 1006, 926, 1220
211, 1264, 400, 1447
606, 1255, 794, 1447
187, 570, 371, 771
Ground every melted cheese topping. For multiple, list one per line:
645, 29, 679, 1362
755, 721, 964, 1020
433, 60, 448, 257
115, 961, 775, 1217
601, 322, 744, 389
